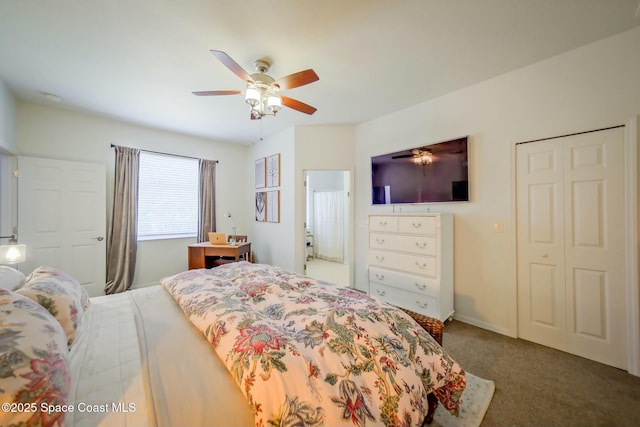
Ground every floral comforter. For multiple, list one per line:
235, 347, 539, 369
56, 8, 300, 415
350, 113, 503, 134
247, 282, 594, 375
162, 262, 465, 427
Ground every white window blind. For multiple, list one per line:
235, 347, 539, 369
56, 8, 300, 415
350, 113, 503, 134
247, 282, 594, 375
137, 152, 198, 240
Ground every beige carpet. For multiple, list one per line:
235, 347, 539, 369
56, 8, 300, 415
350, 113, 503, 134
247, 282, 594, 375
432, 373, 495, 427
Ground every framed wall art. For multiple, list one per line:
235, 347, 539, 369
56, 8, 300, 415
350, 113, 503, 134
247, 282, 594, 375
266, 153, 280, 187
255, 191, 266, 222
255, 157, 266, 189
266, 190, 280, 223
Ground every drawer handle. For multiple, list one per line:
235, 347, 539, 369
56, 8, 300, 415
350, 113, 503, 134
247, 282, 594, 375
375, 273, 385, 281
376, 256, 385, 262
379, 221, 388, 227
416, 301, 429, 309
415, 241, 427, 249
376, 289, 386, 297
415, 283, 426, 290
376, 238, 385, 245
412, 222, 422, 228
415, 261, 428, 269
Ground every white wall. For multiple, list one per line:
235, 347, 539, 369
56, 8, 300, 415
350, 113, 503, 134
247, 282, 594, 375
355, 26, 640, 336
248, 124, 356, 276
248, 127, 296, 270
16, 102, 250, 288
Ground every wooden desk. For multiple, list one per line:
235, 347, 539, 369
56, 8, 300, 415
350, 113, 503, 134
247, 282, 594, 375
188, 242, 252, 270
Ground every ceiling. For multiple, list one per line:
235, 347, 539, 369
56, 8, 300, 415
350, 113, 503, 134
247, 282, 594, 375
1, 1, 639, 145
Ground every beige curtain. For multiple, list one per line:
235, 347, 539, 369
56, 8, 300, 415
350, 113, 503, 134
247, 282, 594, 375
197, 159, 216, 243
106, 146, 140, 294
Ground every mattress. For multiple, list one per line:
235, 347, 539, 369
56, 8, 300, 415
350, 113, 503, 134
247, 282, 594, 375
66, 285, 253, 427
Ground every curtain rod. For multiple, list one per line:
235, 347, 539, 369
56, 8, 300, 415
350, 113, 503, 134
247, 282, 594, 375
515, 124, 625, 145
110, 144, 219, 163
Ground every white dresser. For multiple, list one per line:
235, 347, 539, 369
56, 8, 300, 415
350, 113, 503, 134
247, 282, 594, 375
368, 213, 454, 321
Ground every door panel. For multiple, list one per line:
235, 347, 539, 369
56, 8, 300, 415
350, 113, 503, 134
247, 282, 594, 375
517, 140, 565, 350
517, 127, 627, 369
563, 129, 626, 368
18, 156, 106, 296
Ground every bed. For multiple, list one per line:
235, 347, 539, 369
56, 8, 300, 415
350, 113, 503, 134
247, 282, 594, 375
0, 262, 465, 427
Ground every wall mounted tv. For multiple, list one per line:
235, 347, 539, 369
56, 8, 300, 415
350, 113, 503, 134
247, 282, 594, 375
371, 136, 469, 204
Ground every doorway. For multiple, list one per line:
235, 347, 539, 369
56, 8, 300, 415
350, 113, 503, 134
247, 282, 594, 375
304, 170, 350, 286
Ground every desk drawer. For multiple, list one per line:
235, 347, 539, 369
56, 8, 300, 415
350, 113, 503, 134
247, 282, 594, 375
369, 233, 437, 256
369, 250, 438, 278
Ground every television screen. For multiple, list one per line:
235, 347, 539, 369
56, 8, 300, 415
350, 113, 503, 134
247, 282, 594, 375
371, 137, 469, 204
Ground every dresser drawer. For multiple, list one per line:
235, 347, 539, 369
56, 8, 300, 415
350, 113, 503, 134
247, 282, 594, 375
369, 233, 437, 256
369, 250, 438, 278
398, 216, 437, 235
369, 216, 398, 233
368, 266, 439, 297
370, 282, 440, 319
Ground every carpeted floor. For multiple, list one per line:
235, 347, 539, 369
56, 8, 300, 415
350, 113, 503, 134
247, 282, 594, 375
441, 320, 640, 427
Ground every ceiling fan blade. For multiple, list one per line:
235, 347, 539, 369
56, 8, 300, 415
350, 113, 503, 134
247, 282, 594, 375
210, 50, 254, 83
281, 96, 317, 115
192, 90, 242, 96
391, 154, 414, 159
275, 69, 319, 90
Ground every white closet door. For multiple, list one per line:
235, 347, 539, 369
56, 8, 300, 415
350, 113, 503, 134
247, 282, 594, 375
516, 139, 567, 350
516, 127, 627, 369
18, 156, 106, 297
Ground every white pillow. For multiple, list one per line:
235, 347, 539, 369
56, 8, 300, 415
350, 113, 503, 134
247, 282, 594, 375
16, 265, 91, 347
0, 265, 26, 290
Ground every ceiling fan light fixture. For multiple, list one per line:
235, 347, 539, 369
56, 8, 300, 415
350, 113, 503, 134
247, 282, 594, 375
267, 95, 282, 114
413, 150, 433, 165
195, 50, 318, 119
245, 86, 260, 107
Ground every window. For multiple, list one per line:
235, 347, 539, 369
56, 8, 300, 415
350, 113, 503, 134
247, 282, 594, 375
137, 152, 198, 240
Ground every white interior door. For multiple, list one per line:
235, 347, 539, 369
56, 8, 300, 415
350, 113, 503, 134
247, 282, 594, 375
517, 127, 627, 369
18, 156, 106, 296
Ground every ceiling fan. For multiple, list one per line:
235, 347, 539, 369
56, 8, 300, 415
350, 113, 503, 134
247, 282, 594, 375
193, 50, 319, 120
392, 149, 434, 165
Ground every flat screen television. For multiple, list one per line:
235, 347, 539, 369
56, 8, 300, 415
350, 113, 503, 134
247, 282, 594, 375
371, 136, 469, 204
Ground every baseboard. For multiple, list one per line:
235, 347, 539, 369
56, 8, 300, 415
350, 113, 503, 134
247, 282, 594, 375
452, 313, 516, 338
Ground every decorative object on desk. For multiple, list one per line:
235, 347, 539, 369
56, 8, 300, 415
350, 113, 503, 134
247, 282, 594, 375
255, 192, 266, 222
208, 232, 226, 245
224, 212, 237, 242
0, 234, 26, 265
266, 153, 280, 187
266, 190, 280, 223
255, 157, 266, 188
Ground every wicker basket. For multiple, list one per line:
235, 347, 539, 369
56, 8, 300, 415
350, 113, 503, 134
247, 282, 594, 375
397, 307, 445, 425
398, 307, 444, 346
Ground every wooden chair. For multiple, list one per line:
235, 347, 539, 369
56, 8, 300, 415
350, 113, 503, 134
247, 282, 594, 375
212, 235, 249, 267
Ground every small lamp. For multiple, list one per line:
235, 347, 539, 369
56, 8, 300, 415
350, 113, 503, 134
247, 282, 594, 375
224, 212, 237, 243
0, 234, 26, 265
